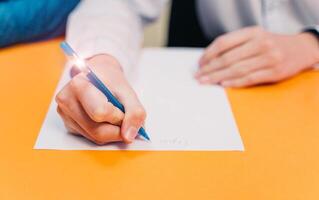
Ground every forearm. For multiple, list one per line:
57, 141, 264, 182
66, 0, 166, 75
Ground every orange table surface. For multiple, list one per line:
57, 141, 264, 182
0, 39, 319, 200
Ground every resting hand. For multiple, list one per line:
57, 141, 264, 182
56, 55, 146, 145
196, 26, 319, 87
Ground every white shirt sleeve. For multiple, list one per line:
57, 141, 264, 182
66, 0, 166, 74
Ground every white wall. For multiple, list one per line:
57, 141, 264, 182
143, 2, 171, 47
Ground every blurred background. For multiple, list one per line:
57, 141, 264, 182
0, 0, 171, 48
144, 2, 171, 47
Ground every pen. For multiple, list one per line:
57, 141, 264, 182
60, 42, 150, 141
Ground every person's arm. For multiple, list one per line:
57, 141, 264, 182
0, 0, 79, 47
66, 0, 166, 74
195, 26, 319, 88
57, 0, 166, 145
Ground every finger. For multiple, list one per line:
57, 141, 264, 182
57, 107, 84, 136
56, 84, 101, 142
114, 84, 146, 144
198, 54, 272, 84
70, 66, 81, 78
87, 124, 122, 145
60, 93, 122, 144
56, 80, 123, 145
196, 39, 262, 77
199, 26, 262, 66
57, 103, 100, 143
71, 75, 124, 125
220, 69, 276, 88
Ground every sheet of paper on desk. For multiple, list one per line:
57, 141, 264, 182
34, 48, 244, 151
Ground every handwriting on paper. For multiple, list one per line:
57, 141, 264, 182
159, 137, 189, 146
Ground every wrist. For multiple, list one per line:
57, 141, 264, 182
86, 54, 123, 73
297, 32, 319, 64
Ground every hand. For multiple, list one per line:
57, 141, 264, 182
196, 26, 319, 87
56, 54, 146, 145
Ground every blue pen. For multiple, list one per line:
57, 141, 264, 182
60, 42, 150, 141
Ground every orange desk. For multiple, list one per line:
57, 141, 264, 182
1, 39, 319, 200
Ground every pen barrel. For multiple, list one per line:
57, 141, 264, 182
86, 72, 150, 140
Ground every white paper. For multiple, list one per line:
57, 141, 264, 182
35, 48, 244, 151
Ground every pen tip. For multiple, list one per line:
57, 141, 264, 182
142, 134, 151, 141
139, 128, 151, 141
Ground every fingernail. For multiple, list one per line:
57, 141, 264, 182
125, 127, 138, 142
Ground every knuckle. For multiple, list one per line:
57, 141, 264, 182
55, 91, 68, 106
91, 106, 106, 122
108, 103, 124, 122
110, 111, 123, 124
131, 107, 147, 122
56, 94, 73, 111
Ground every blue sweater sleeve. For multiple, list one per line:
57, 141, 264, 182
0, 0, 80, 47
